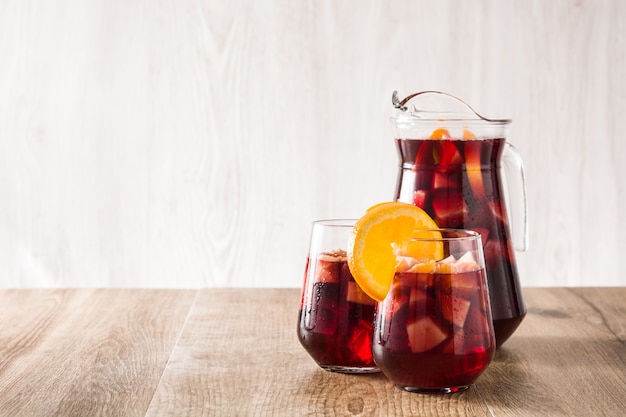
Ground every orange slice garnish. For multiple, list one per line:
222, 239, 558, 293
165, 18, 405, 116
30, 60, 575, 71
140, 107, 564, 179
347, 202, 442, 302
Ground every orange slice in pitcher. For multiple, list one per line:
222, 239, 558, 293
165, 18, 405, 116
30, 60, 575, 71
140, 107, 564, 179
430, 128, 451, 140
347, 202, 442, 302
463, 128, 487, 200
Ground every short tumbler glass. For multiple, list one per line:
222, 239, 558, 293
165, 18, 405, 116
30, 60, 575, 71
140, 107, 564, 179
372, 229, 495, 393
297, 219, 379, 373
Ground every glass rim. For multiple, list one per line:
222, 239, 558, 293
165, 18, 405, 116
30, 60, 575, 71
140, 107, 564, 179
389, 116, 511, 126
311, 219, 357, 227
404, 228, 482, 242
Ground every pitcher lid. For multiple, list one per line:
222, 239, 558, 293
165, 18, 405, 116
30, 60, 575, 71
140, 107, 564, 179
390, 91, 510, 138
391, 90, 511, 126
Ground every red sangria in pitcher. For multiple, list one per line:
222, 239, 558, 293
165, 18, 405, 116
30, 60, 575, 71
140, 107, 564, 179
390, 91, 528, 347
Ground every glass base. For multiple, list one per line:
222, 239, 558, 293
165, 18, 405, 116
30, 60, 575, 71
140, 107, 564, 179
399, 384, 469, 394
321, 365, 380, 374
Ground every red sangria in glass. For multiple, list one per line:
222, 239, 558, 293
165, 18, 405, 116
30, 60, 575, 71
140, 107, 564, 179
297, 220, 379, 373
372, 229, 495, 393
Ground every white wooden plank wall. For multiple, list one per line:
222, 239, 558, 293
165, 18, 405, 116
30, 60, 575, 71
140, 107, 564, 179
0, 0, 624, 288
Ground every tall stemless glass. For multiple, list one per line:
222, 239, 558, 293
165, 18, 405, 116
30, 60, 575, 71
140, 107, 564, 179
297, 220, 379, 373
372, 229, 495, 393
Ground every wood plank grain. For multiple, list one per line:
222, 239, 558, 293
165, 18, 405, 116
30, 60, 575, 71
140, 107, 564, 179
0, 289, 196, 417
0, 288, 623, 415
475, 287, 626, 417
146, 288, 491, 416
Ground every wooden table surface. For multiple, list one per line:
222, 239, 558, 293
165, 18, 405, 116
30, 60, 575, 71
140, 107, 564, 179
0, 288, 624, 416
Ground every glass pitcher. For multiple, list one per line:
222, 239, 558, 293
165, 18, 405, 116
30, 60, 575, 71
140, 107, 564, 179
390, 90, 528, 347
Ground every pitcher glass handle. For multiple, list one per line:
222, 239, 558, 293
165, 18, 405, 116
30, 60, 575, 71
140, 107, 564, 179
502, 143, 528, 251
